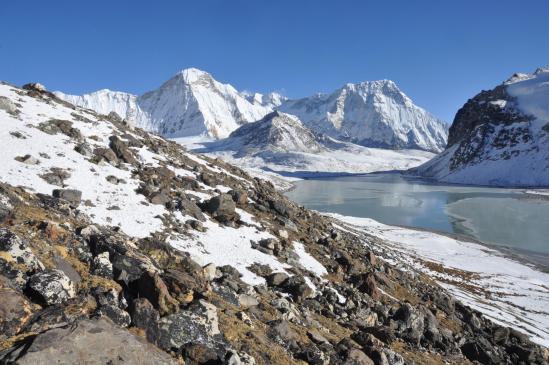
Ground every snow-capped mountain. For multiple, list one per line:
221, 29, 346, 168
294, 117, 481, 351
279, 80, 448, 153
214, 111, 324, 155
55, 68, 275, 139
194, 111, 435, 178
412, 67, 549, 186
56, 69, 448, 152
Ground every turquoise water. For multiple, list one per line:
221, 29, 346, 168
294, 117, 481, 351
286, 173, 549, 257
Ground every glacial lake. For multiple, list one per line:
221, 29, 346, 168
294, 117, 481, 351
286, 173, 549, 265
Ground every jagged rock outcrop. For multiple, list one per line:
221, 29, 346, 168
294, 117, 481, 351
413, 67, 549, 186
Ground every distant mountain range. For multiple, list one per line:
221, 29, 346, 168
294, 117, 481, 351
55, 68, 448, 153
412, 67, 549, 186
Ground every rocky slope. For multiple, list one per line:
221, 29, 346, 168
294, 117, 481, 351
412, 67, 549, 186
279, 80, 448, 153
55, 69, 448, 153
0, 82, 547, 364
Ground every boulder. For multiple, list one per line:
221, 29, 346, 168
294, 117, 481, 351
133, 271, 178, 316
15, 154, 39, 165
93, 147, 119, 165
97, 304, 131, 327
92, 252, 113, 278
155, 300, 221, 352
0, 228, 44, 272
28, 269, 76, 305
0, 276, 34, 339
52, 189, 82, 206
200, 193, 238, 223
109, 135, 137, 164
13, 318, 177, 365
266, 272, 289, 287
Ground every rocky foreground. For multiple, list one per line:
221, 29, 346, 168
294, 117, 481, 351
0, 83, 547, 364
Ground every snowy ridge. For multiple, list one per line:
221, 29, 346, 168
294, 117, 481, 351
279, 80, 448, 153
188, 110, 435, 181
413, 67, 549, 186
55, 68, 448, 152
55, 68, 275, 139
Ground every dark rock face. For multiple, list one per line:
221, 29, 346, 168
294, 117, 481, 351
441, 82, 538, 173
447, 85, 528, 147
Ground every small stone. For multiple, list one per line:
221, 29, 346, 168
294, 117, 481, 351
15, 154, 39, 165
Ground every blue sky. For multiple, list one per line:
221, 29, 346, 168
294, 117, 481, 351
1, 0, 548, 122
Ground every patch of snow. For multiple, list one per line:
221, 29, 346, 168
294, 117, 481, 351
292, 241, 327, 277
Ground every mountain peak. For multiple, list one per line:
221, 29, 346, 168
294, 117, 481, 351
178, 67, 211, 83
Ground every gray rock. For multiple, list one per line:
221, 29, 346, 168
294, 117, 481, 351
15, 318, 176, 365
266, 272, 289, 286
109, 135, 137, 164
97, 304, 131, 327
74, 142, 93, 157
203, 263, 218, 281
92, 252, 113, 278
52, 189, 82, 206
155, 299, 220, 351
201, 193, 238, 223
0, 228, 44, 272
28, 269, 76, 305
15, 154, 39, 165
0, 96, 18, 115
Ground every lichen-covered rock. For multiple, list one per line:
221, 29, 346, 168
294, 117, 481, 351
97, 304, 131, 327
155, 299, 221, 352
12, 318, 177, 365
92, 251, 113, 278
28, 269, 76, 305
0, 229, 44, 273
